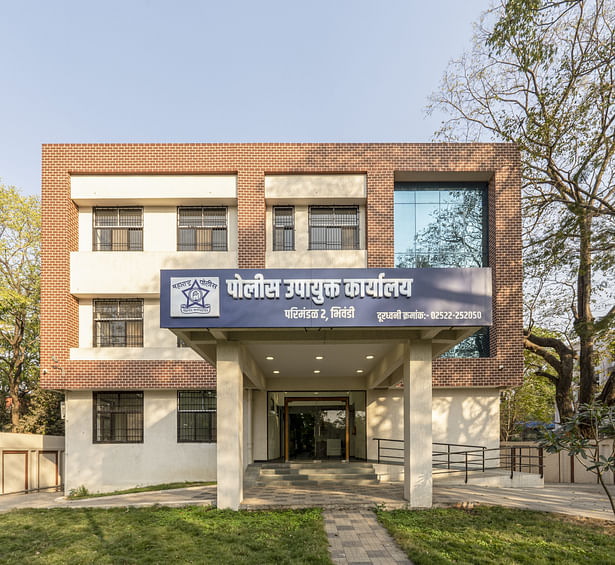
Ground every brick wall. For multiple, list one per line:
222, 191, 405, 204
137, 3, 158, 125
40, 143, 522, 390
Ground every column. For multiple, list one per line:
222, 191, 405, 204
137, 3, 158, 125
403, 340, 433, 507
216, 342, 244, 510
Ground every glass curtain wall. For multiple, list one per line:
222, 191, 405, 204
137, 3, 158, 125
394, 182, 489, 358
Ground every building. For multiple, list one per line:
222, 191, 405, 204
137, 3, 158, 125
41, 143, 522, 509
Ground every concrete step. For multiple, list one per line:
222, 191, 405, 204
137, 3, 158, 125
259, 472, 378, 481
259, 467, 375, 476
255, 478, 380, 487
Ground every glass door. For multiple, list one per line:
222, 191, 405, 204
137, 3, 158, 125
284, 397, 349, 462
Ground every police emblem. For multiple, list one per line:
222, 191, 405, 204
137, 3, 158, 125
170, 277, 220, 317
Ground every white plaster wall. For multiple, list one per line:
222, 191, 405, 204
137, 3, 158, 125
72, 298, 201, 360
252, 390, 268, 461
265, 204, 367, 268
366, 388, 500, 461
64, 390, 216, 493
265, 175, 366, 202
72, 175, 237, 204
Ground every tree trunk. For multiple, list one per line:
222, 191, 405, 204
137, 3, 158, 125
9, 388, 21, 431
575, 212, 596, 406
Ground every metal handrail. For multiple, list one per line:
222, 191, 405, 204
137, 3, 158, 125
373, 438, 544, 483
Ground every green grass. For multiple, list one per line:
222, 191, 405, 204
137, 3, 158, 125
67, 481, 216, 499
0, 506, 332, 564
376, 506, 615, 565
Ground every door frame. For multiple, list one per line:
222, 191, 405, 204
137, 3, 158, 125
284, 396, 350, 462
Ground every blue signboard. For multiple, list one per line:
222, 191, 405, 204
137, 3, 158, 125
160, 268, 492, 329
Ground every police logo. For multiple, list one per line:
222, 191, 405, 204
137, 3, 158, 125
170, 277, 220, 317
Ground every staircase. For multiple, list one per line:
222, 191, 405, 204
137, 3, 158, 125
246, 461, 379, 487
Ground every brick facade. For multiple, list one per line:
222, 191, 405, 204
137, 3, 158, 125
40, 143, 522, 390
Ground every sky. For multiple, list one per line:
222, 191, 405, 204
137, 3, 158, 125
0, 0, 491, 197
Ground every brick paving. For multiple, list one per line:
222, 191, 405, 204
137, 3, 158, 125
240, 481, 409, 510
324, 509, 413, 565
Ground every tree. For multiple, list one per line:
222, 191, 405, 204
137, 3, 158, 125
0, 183, 41, 430
16, 388, 64, 436
540, 403, 615, 517
429, 0, 615, 415
501, 342, 556, 441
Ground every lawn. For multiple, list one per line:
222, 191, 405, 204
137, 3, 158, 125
376, 506, 615, 565
0, 506, 332, 564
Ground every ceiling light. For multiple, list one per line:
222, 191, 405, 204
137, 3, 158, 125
365, 355, 375, 360
356, 369, 364, 373
313, 370, 321, 374
315, 355, 324, 360
266, 356, 274, 360
273, 370, 280, 374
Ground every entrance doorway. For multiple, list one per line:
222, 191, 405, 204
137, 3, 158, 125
284, 397, 349, 462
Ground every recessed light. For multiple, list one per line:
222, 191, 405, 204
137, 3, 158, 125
273, 370, 280, 374
365, 355, 375, 360
356, 369, 364, 373
315, 355, 324, 360
313, 370, 321, 374
266, 356, 274, 360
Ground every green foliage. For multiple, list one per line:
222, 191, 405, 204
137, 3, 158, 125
539, 402, 615, 516
377, 506, 615, 565
0, 182, 41, 429
16, 388, 64, 435
68, 485, 90, 499
0, 507, 331, 564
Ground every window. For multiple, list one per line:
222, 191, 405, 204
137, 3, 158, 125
93, 207, 143, 251
93, 299, 143, 347
272, 206, 295, 251
94, 392, 143, 443
394, 182, 487, 268
309, 206, 359, 250
177, 207, 227, 251
177, 391, 216, 442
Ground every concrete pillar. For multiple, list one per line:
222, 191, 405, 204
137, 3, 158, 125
216, 342, 244, 510
403, 340, 433, 507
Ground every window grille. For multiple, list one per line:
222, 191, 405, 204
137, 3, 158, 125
273, 206, 295, 251
177, 207, 227, 251
93, 207, 143, 251
177, 391, 217, 442
94, 392, 143, 443
93, 299, 143, 348
309, 206, 360, 250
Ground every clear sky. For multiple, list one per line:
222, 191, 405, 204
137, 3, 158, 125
0, 0, 490, 197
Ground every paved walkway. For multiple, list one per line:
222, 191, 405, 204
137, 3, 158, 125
324, 509, 412, 565
2, 483, 614, 522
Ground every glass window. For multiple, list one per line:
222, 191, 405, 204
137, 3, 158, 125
93, 299, 143, 347
309, 206, 359, 250
94, 392, 143, 443
177, 207, 227, 251
93, 207, 143, 251
273, 206, 295, 251
394, 183, 487, 268
177, 391, 216, 442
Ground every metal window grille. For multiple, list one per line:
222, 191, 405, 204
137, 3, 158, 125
273, 206, 295, 251
308, 206, 360, 250
93, 207, 143, 251
93, 299, 143, 347
94, 392, 143, 443
177, 391, 217, 443
177, 207, 227, 251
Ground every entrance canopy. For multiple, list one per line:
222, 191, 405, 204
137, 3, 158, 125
160, 267, 492, 389
160, 267, 492, 509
